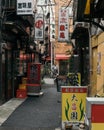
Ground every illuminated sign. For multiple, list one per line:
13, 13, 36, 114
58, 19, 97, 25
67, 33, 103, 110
17, 0, 33, 15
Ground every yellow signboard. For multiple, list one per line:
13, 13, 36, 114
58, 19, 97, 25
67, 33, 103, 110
62, 86, 87, 129
92, 123, 104, 130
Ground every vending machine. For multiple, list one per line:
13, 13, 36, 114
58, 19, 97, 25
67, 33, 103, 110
26, 63, 42, 96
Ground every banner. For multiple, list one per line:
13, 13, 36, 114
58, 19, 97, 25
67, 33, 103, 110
58, 8, 69, 42
34, 14, 44, 40
17, 0, 33, 15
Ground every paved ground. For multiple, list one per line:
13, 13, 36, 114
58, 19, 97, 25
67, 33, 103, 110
0, 98, 26, 126
0, 79, 89, 130
0, 83, 62, 130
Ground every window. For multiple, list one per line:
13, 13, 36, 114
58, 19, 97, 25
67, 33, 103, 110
2, 0, 16, 8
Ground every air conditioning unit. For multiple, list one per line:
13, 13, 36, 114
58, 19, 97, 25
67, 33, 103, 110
74, 22, 89, 28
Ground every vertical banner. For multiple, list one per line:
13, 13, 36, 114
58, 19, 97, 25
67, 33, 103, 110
58, 8, 69, 42
34, 14, 44, 40
17, 0, 33, 15
61, 86, 87, 129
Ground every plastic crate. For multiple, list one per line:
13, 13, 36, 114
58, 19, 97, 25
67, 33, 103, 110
22, 77, 27, 84
19, 84, 27, 90
16, 89, 27, 98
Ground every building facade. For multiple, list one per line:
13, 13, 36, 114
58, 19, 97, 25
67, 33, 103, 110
0, 0, 35, 104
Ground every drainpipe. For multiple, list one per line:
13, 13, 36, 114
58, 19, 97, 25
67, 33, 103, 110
88, 25, 92, 96
0, 0, 2, 100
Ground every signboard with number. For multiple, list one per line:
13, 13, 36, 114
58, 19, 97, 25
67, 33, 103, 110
17, 0, 33, 15
34, 14, 44, 40
61, 86, 87, 129
58, 8, 69, 42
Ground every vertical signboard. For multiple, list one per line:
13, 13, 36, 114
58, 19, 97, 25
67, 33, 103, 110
34, 14, 44, 40
91, 104, 104, 130
58, 8, 69, 42
86, 98, 104, 130
27, 63, 41, 84
62, 86, 87, 129
17, 0, 33, 15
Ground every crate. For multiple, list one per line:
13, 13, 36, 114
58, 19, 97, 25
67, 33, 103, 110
19, 84, 27, 90
16, 89, 27, 98
22, 77, 27, 84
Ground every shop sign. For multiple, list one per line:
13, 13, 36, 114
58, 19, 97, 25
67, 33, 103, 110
86, 98, 104, 130
58, 8, 69, 42
61, 86, 87, 129
17, 0, 33, 15
34, 14, 44, 40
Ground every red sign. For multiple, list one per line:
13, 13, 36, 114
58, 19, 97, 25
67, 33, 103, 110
91, 104, 104, 123
35, 20, 43, 29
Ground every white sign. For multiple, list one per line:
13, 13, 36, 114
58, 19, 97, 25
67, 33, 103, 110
58, 8, 69, 42
17, 0, 33, 15
34, 14, 44, 40
37, 0, 55, 6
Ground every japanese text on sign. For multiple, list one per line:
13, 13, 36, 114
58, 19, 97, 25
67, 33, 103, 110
58, 8, 69, 42
17, 0, 33, 15
34, 14, 44, 40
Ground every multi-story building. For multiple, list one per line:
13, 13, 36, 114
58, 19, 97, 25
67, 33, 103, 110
35, 0, 74, 76
0, 0, 35, 104
53, 0, 73, 75
72, 0, 104, 96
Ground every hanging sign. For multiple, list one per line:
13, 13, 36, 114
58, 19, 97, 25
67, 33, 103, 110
34, 14, 44, 40
58, 8, 69, 42
17, 0, 33, 15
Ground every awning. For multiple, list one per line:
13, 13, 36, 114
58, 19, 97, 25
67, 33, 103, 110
46, 56, 51, 61
42, 56, 51, 61
3, 21, 28, 36
55, 54, 71, 60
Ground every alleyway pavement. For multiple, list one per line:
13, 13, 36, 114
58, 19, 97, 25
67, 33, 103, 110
0, 78, 89, 130
0, 80, 62, 130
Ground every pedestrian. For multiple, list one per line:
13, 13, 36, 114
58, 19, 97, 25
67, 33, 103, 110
52, 64, 59, 77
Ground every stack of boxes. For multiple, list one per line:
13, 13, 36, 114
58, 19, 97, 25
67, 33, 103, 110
16, 77, 27, 98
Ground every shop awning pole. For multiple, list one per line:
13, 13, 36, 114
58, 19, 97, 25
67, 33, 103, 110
51, 41, 53, 77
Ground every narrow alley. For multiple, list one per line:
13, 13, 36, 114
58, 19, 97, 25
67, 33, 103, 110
0, 83, 61, 130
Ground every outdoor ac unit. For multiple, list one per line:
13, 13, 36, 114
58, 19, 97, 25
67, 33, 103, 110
74, 22, 89, 28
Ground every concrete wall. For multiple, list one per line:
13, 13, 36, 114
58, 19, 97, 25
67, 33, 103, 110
91, 32, 104, 96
